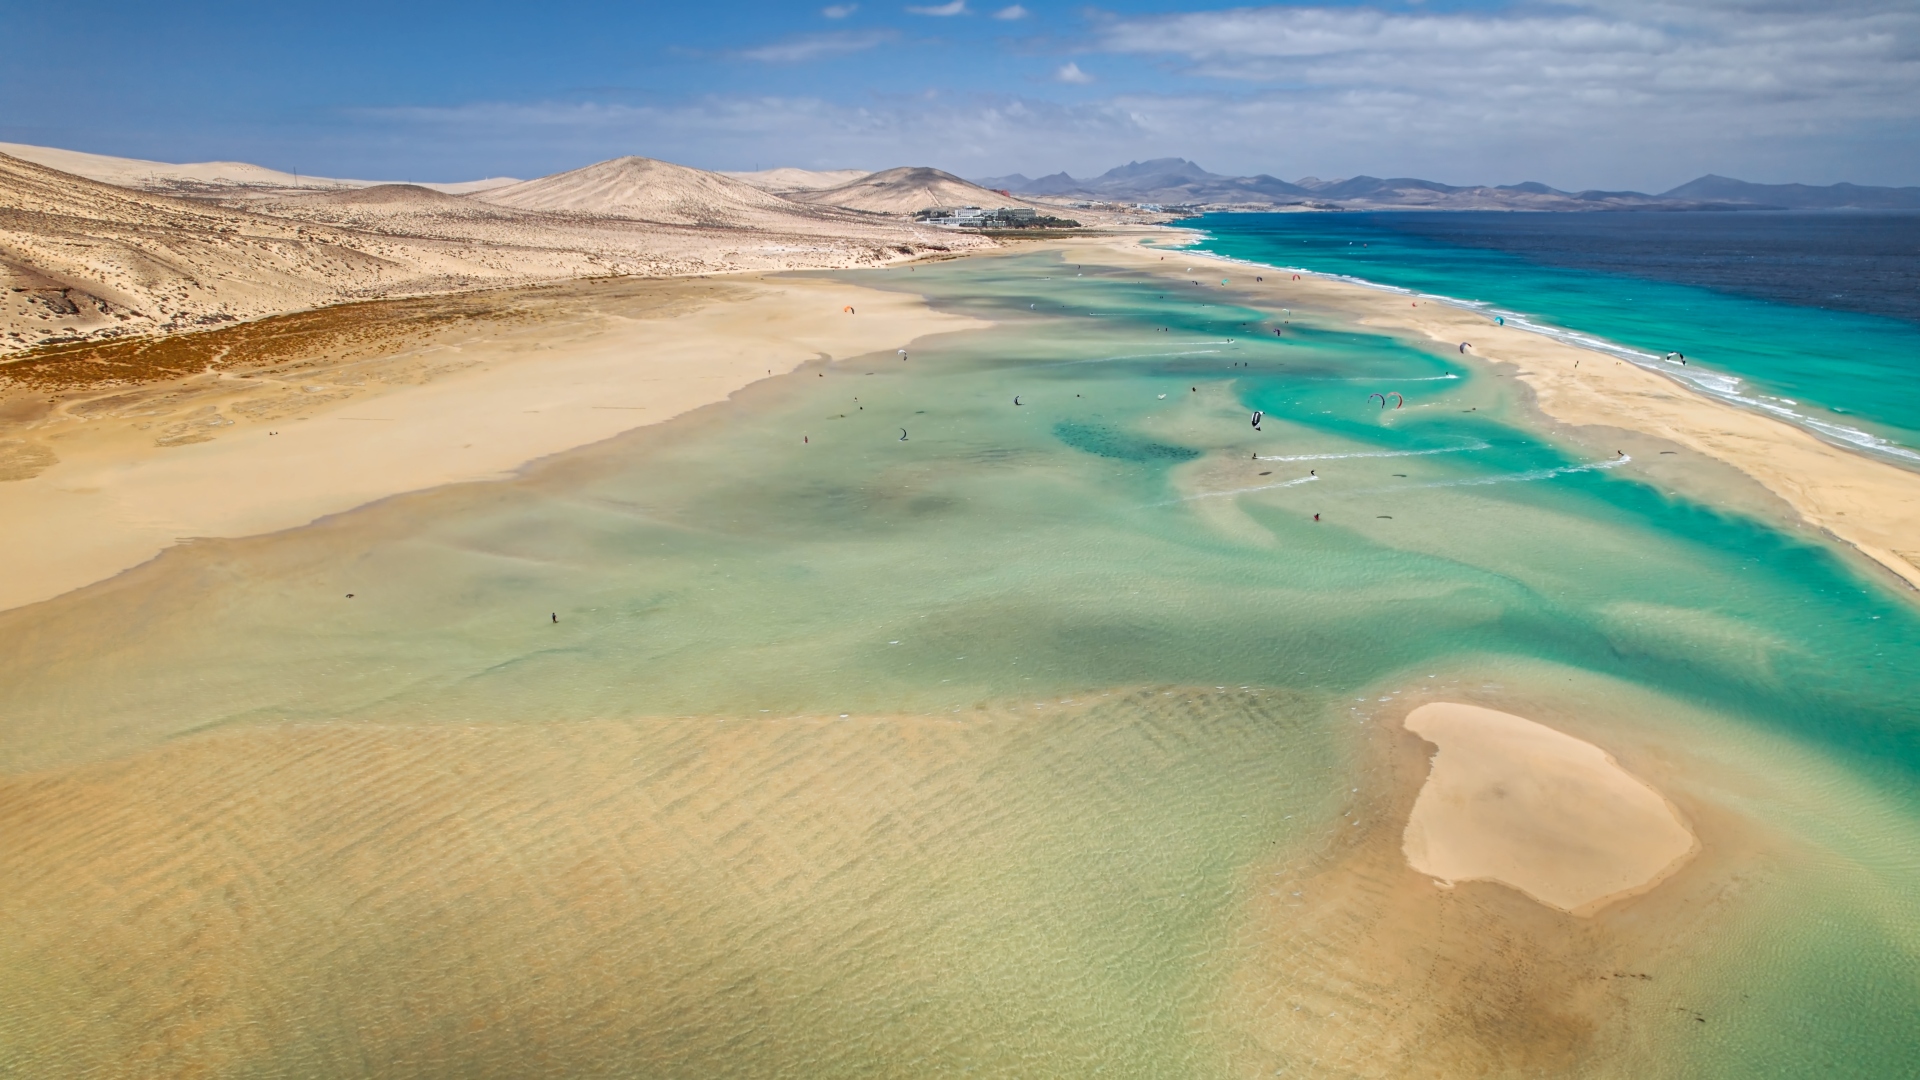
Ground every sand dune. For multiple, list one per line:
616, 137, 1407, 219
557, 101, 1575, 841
726, 167, 872, 192
789, 166, 1026, 216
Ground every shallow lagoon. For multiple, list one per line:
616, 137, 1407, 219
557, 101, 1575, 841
1, 249, 1916, 1076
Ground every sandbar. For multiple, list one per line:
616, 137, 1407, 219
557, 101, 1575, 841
1399, 701, 1696, 915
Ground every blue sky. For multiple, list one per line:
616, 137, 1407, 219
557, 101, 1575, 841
4, 0, 1916, 190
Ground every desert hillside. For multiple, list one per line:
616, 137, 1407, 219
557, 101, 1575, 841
477, 156, 862, 229
0, 141, 519, 197
788, 167, 1025, 216
726, 168, 872, 193
0, 151, 982, 356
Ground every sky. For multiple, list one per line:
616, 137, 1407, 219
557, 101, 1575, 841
3, 0, 1916, 191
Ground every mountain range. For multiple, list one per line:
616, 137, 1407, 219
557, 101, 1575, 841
973, 160, 1920, 212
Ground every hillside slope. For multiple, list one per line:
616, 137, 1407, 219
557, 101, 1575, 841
477, 156, 854, 228
0, 141, 518, 197
789, 167, 1021, 216
725, 168, 871, 193
0, 153, 982, 356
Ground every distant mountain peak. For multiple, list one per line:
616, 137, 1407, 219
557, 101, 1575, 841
1660, 174, 1920, 209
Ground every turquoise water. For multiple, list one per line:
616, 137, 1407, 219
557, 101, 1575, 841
1188, 212, 1920, 466
2, 249, 1917, 1075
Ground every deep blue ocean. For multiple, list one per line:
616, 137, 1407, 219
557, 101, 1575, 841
1188, 211, 1920, 466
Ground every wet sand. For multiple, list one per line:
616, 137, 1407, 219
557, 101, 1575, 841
1078, 231, 1920, 592
0, 273, 985, 611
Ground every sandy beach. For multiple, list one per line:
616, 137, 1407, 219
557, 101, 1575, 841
0, 272, 986, 611
1080, 231, 1920, 592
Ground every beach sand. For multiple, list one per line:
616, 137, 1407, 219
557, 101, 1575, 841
1400, 702, 1697, 916
1078, 231, 1920, 592
0, 273, 986, 611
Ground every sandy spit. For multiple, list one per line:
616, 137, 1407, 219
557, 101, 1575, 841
1078, 230, 1920, 592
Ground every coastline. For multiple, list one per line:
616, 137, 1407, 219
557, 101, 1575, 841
1077, 229, 1920, 591
7, 221, 1918, 616
0, 272, 988, 612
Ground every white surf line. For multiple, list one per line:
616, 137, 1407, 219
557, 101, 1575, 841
1258, 441, 1489, 463
1412, 454, 1632, 489
1170, 231, 1920, 467
1155, 473, 1320, 506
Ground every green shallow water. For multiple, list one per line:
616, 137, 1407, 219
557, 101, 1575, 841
1, 249, 1917, 1076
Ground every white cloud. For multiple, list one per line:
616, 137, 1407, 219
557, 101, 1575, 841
1053, 0, 1920, 185
821, 3, 857, 17
353, 1, 1920, 191
992, 4, 1028, 19
906, 0, 968, 16
735, 30, 894, 63
1090, 1, 1920, 124
1055, 62, 1094, 84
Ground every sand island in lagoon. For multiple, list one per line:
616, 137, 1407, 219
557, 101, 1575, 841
1, 235, 1918, 1076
